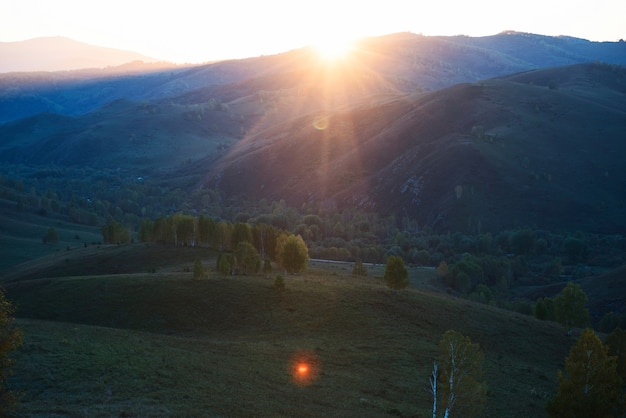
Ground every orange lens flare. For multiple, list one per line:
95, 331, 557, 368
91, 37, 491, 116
290, 351, 320, 386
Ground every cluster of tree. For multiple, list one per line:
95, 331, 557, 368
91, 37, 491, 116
214, 233, 309, 277
4, 167, 625, 272
597, 311, 626, 335
390, 227, 625, 272
136, 215, 277, 257
101, 220, 132, 244
131, 214, 310, 277
532, 283, 590, 334
533, 282, 626, 336
438, 253, 516, 296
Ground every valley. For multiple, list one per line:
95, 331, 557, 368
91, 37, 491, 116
1, 31, 625, 416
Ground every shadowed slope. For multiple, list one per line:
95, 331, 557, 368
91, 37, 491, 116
203, 63, 626, 233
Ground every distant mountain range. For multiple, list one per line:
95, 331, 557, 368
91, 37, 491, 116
0, 36, 163, 73
1, 32, 625, 123
1, 32, 625, 233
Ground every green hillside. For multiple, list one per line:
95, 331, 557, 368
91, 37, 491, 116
4, 248, 573, 417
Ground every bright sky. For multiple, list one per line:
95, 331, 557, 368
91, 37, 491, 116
1, 0, 624, 63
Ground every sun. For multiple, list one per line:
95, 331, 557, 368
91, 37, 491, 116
312, 35, 355, 61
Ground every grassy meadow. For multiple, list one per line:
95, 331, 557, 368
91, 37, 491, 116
0, 199, 102, 272
2, 244, 575, 417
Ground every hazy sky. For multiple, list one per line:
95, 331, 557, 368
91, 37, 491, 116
1, 0, 624, 63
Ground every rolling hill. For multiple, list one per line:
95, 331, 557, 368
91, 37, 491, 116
2, 244, 573, 417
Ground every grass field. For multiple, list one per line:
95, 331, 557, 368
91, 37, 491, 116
0, 200, 102, 272
2, 245, 575, 417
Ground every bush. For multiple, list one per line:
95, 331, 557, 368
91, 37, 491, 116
43, 227, 59, 244
193, 259, 204, 279
273, 275, 285, 290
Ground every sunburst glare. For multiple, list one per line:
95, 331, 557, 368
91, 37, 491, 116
313, 36, 355, 61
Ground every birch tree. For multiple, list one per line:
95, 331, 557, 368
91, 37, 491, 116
429, 361, 438, 418
547, 328, 621, 417
435, 330, 486, 417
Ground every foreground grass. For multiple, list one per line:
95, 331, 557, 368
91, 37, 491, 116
5, 267, 572, 417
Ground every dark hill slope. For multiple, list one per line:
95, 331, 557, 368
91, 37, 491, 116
203, 63, 626, 233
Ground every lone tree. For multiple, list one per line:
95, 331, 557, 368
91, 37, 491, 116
0, 290, 22, 415
352, 259, 368, 276
275, 233, 309, 274
547, 328, 621, 417
431, 330, 486, 418
554, 282, 589, 335
43, 227, 59, 244
384, 255, 409, 289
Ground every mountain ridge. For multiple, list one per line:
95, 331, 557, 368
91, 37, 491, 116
2, 31, 625, 123
0, 36, 164, 73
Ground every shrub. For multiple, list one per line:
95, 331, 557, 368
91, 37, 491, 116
273, 275, 285, 290
193, 259, 204, 279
